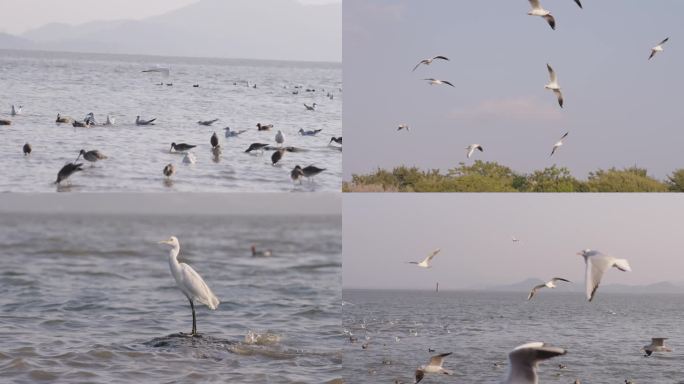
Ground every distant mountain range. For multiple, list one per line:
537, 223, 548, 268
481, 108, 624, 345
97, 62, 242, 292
0, 0, 341, 62
486, 278, 684, 294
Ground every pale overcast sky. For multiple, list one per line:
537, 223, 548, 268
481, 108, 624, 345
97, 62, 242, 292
344, 0, 684, 180
343, 194, 684, 290
0, 0, 339, 34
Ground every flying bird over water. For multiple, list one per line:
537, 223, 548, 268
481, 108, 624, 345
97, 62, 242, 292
423, 78, 455, 87
527, 0, 556, 30
55, 163, 83, 184
412, 55, 450, 72
545, 64, 563, 108
578, 249, 631, 302
466, 144, 483, 159
158, 236, 219, 336
527, 278, 571, 300
649, 37, 669, 60
573, 0, 582, 8
550, 132, 569, 156
397, 124, 409, 132
414, 352, 454, 384
642, 338, 672, 356
502, 342, 566, 384
408, 248, 441, 269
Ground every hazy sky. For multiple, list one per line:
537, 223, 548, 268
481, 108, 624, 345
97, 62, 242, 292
0, 193, 340, 215
344, 0, 684, 180
0, 0, 339, 34
343, 194, 684, 290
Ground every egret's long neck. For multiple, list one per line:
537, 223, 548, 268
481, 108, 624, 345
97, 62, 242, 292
168, 245, 180, 266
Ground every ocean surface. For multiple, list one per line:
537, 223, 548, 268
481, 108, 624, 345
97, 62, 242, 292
0, 213, 342, 383
343, 289, 684, 384
0, 49, 342, 192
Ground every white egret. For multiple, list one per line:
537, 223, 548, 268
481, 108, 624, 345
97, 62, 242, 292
158, 236, 219, 336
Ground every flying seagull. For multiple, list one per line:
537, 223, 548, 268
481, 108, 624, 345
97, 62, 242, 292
527, 0, 556, 30
642, 338, 672, 356
550, 132, 569, 156
415, 352, 454, 384
578, 249, 631, 301
545, 64, 563, 108
502, 342, 566, 384
423, 78, 455, 87
412, 56, 450, 72
527, 278, 571, 300
397, 124, 410, 132
408, 248, 441, 269
158, 236, 219, 336
649, 37, 669, 60
466, 144, 483, 159
573, 0, 582, 8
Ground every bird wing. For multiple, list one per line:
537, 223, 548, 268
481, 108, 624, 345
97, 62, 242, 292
551, 277, 571, 283
574, 0, 582, 9
559, 132, 569, 140
476, 145, 484, 152
529, 0, 541, 10
441, 80, 455, 87
550, 145, 558, 157
585, 253, 613, 301
412, 60, 428, 72
467, 146, 475, 158
507, 342, 566, 382
543, 14, 556, 30
649, 50, 657, 60
659, 37, 670, 46
415, 369, 425, 384
527, 284, 546, 300
429, 352, 452, 367
553, 89, 564, 108
433, 56, 450, 61
547, 64, 557, 83
179, 263, 220, 309
423, 248, 441, 263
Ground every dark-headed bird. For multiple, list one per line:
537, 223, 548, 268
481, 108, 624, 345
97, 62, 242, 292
23, 143, 32, 156
210, 132, 219, 148
271, 148, 285, 165
55, 163, 84, 184
256, 123, 273, 131
170, 142, 196, 153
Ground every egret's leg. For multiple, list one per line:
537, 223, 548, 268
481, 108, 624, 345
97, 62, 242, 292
189, 298, 197, 336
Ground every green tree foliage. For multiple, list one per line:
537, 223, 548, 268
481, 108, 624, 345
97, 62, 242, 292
345, 163, 676, 192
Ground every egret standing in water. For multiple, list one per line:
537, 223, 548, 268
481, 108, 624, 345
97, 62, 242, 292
158, 236, 219, 336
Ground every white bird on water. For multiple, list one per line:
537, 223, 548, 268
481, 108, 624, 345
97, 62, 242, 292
466, 144, 483, 159
527, 0, 556, 30
578, 249, 631, 301
545, 64, 563, 108
502, 342, 566, 384
414, 352, 454, 383
158, 236, 219, 336
649, 37, 669, 60
275, 130, 285, 146
527, 277, 571, 300
550, 132, 568, 157
408, 248, 441, 269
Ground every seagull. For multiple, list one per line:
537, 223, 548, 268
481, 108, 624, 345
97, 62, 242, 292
408, 248, 441, 269
466, 144, 483, 159
642, 338, 672, 356
76, 149, 108, 163
527, 278, 571, 300
224, 127, 247, 137
397, 124, 409, 132
503, 342, 566, 384
182, 152, 197, 164
158, 236, 219, 336
298, 128, 322, 136
511, 235, 521, 244
423, 78, 455, 87
412, 56, 450, 72
256, 123, 273, 131
649, 37, 669, 60
550, 132, 569, 156
578, 249, 631, 301
545, 64, 563, 108
304, 103, 317, 111
271, 148, 285, 165
329, 137, 342, 145
527, 0, 556, 30
136, 116, 156, 125
573, 0, 582, 8
251, 245, 272, 257
163, 163, 175, 178
170, 143, 196, 153
198, 118, 219, 126
245, 143, 270, 153
23, 143, 32, 156
56, 113, 72, 124
10, 105, 22, 116
55, 163, 84, 184
210, 132, 219, 149
275, 130, 285, 146
414, 352, 454, 384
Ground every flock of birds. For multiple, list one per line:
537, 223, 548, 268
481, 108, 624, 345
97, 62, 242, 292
362, 240, 670, 383
5, 67, 342, 188
394, 0, 671, 163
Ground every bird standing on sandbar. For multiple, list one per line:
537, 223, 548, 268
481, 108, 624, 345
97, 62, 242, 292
158, 236, 219, 336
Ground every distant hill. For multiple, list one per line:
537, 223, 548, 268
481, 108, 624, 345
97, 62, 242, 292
0, 0, 341, 62
486, 278, 684, 294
